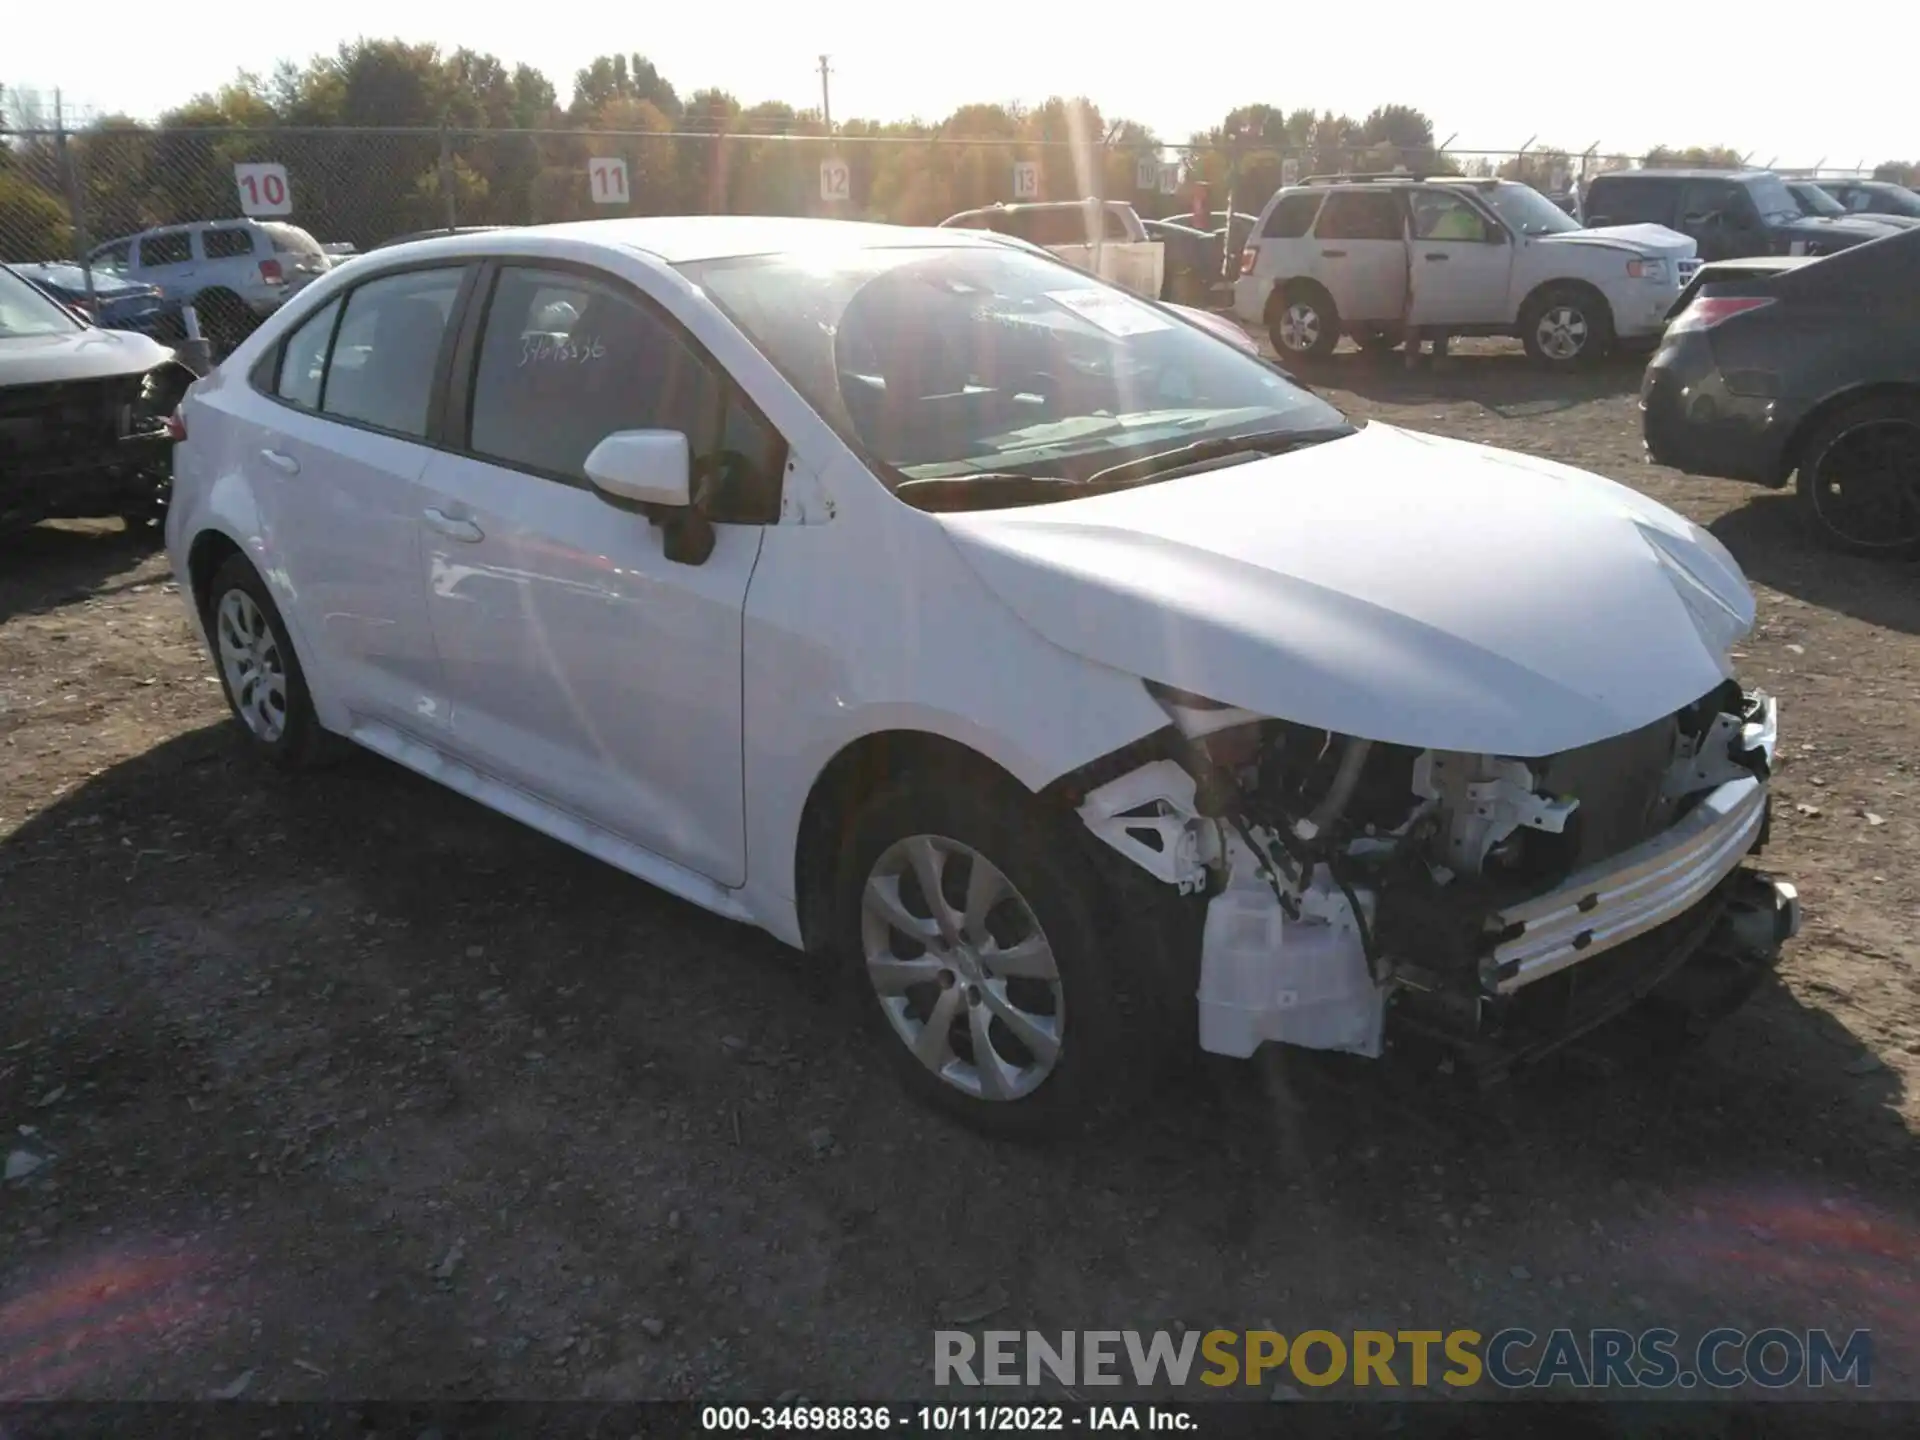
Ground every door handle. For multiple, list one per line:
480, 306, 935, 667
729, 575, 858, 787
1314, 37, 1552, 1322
1319, 248, 1348, 258
423, 507, 485, 544
259, 448, 299, 475
1425, 252, 1450, 261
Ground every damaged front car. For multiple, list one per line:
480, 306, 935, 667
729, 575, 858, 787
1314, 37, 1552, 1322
1, 262, 194, 537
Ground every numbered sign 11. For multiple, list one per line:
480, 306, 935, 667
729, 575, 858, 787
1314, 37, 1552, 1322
589, 157, 631, 206
1135, 155, 1158, 191
1158, 163, 1180, 196
234, 163, 292, 217
1012, 161, 1040, 201
820, 158, 851, 203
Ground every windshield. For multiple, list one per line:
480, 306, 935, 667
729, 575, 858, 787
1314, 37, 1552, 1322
1789, 182, 1846, 217
1747, 175, 1802, 222
1483, 184, 1581, 235
1863, 184, 1920, 217
0, 266, 84, 337
681, 244, 1346, 495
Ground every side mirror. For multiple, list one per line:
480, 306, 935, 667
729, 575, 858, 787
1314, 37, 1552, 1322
584, 429, 713, 566
584, 429, 692, 509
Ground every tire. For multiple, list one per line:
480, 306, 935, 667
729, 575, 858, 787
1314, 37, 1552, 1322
202, 555, 341, 770
831, 776, 1135, 1138
1267, 283, 1340, 361
1793, 393, 1920, 558
1520, 284, 1614, 369
193, 290, 253, 358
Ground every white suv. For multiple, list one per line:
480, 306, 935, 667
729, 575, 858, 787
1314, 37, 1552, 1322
165, 217, 1795, 1136
1233, 176, 1699, 367
88, 219, 331, 354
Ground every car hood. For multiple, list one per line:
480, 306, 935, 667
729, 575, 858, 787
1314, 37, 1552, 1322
1538, 223, 1697, 259
1780, 215, 1900, 242
0, 326, 175, 385
936, 423, 1754, 758
1853, 212, 1920, 230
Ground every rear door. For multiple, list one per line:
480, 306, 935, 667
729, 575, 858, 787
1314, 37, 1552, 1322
1308, 189, 1407, 325
1406, 188, 1515, 325
135, 229, 196, 302
1678, 179, 1760, 260
241, 263, 472, 733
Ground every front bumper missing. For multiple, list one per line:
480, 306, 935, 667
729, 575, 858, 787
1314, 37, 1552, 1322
1485, 773, 1772, 996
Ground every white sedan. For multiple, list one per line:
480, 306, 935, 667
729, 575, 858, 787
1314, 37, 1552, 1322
165, 216, 1798, 1136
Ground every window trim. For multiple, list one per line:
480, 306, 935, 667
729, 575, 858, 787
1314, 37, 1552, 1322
250, 259, 481, 448
200, 225, 259, 261
440, 255, 788, 524
1410, 188, 1508, 245
1261, 191, 1325, 240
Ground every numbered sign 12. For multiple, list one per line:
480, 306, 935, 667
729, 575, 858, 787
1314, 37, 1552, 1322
1012, 161, 1040, 201
589, 157, 631, 206
820, 158, 851, 203
1135, 155, 1158, 191
234, 163, 292, 217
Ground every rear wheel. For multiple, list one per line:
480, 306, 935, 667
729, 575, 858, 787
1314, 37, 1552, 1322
1267, 283, 1340, 361
1520, 284, 1614, 369
203, 555, 341, 769
1794, 394, 1920, 558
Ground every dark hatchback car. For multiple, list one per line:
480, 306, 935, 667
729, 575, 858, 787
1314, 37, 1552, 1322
1585, 169, 1899, 260
1641, 227, 1920, 556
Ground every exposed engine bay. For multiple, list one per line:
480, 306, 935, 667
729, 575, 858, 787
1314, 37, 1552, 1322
1071, 678, 1799, 1077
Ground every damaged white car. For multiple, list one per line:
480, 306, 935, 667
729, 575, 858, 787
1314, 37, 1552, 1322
166, 218, 1798, 1137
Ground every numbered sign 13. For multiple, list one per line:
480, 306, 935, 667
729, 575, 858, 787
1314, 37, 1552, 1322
820, 158, 851, 203
589, 158, 631, 206
1012, 161, 1040, 200
234, 163, 292, 217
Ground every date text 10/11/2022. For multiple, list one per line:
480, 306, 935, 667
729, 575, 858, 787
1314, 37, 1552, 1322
700, 1406, 1193, 1431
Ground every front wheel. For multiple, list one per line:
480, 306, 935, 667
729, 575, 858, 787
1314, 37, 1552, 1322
1520, 285, 1614, 369
1794, 394, 1920, 558
833, 779, 1131, 1138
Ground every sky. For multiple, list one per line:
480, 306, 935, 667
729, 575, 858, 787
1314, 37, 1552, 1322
5, 0, 1906, 169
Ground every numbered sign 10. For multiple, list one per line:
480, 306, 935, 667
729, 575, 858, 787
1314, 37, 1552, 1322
589, 157, 631, 206
820, 158, 851, 203
1012, 161, 1040, 201
234, 163, 292, 217
1135, 155, 1158, 191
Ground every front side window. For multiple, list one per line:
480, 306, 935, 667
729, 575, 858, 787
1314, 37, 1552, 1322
320, 267, 463, 438
201, 228, 255, 260
1588, 180, 1671, 225
139, 231, 192, 267
90, 240, 133, 275
467, 266, 784, 521
681, 244, 1346, 502
1480, 184, 1579, 236
1411, 191, 1497, 242
1314, 191, 1404, 241
275, 297, 342, 410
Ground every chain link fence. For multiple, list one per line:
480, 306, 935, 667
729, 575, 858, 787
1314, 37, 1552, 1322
0, 119, 1888, 300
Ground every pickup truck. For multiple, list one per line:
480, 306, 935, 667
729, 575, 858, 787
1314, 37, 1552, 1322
939, 200, 1166, 301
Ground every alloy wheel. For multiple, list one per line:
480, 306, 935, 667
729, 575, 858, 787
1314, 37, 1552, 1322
215, 588, 289, 743
1809, 420, 1920, 549
1278, 302, 1322, 354
860, 834, 1064, 1102
1535, 305, 1589, 360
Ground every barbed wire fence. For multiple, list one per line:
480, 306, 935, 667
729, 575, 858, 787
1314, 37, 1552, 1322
0, 110, 1888, 295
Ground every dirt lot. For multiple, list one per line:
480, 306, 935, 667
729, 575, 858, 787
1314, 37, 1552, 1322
3, 342, 1917, 1406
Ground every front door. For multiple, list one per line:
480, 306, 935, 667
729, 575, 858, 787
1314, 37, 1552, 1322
1406, 189, 1515, 326
417, 262, 782, 886
1307, 189, 1407, 326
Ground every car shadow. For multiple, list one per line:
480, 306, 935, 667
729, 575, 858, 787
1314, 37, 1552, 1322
0, 520, 165, 626
1710, 493, 1920, 638
1300, 344, 1646, 414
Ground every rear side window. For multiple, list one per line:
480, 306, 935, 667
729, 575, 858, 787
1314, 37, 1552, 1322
138, 231, 192, 267
1263, 193, 1324, 238
320, 267, 464, 438
201, 228, 255, 260
467, 265, 784, 522
1587, 179, 1672, 225
1314, 191, 1404, 241
274, 297, 342, 410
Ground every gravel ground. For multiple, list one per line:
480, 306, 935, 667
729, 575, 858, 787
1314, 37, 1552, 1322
2, 339, 1916, 1404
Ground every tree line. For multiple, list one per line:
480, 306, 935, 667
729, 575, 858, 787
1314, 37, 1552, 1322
2, 43, 1915, 260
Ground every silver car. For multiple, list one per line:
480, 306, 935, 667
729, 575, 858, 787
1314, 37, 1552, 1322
88, 219, 330, 353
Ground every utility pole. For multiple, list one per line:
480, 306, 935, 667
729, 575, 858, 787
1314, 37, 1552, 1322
817, 55, 833, 133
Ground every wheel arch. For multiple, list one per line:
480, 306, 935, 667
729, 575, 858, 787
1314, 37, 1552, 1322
1782, 381, 1920, 478
1265, 275, 1333, 324
1519, 275, 1615, 330
186, 527, 245, 619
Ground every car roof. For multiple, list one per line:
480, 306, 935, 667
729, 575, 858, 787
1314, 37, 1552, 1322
1593, 169, 1772, 183
380, 215, 1010, 265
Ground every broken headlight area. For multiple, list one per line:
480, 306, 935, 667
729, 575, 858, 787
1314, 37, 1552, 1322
1071, 677, 1796, 1074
